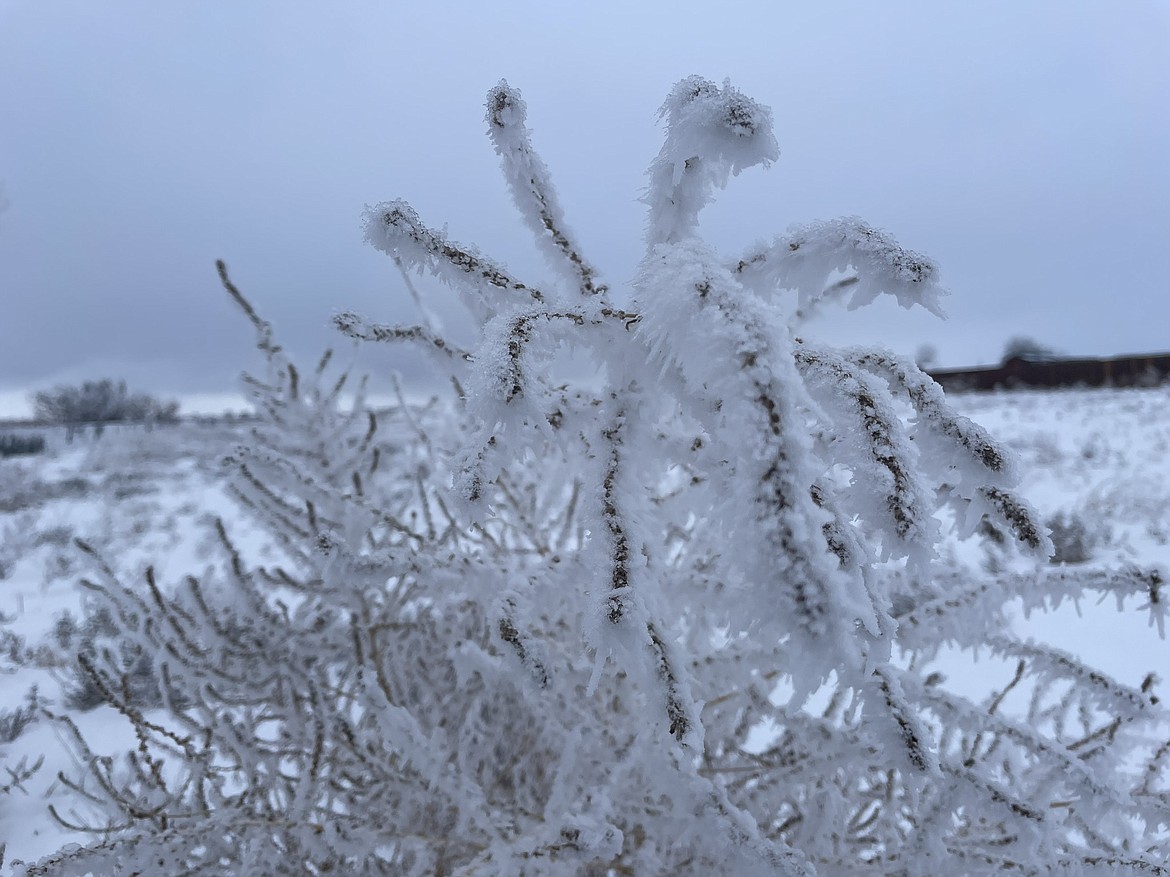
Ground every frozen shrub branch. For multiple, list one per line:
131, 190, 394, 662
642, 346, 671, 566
486, 81, 607, 299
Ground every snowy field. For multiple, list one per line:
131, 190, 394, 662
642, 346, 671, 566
1, 385, 1167, 869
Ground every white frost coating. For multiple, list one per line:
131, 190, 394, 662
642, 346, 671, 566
363, 198, 542, 323
644, 76, 779, 247
794, 345, 939, 568
839, 348, 1055, 557
633, 239, 890, 700
736, 217, 948, 318
486, 81, 607, 299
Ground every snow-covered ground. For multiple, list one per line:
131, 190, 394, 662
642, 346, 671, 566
1, 386, 1167, 869
0, 420, 272, 868
952, 387, 1170, 685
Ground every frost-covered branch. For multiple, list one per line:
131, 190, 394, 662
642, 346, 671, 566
734, 217, 947, 317
486, 81, 607, 299
364, 199, 544, 322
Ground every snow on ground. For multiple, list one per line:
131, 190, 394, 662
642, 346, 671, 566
1, 386, 1167, 869
0, 420, 272, 867
952, 386, 1170, 687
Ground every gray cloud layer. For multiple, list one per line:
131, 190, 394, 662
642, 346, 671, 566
1, 2, 1167, 413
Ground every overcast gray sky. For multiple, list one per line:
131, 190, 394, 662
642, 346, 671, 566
1, 1, 1168, 415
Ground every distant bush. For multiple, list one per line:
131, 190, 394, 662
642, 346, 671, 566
32, 379, 179, 427
0, 686, 40, 744
1002, 335, 1059, 362
0, 433, 45, 457
54, 605, 166, 712
1047, 510, 1096, 564
0, 611, 23, 664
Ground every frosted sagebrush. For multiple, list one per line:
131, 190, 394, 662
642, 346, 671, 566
23, 79, 1169, 876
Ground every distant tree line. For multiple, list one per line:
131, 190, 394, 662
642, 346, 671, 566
929, 351, 1170, 392
32, 379, 179, 426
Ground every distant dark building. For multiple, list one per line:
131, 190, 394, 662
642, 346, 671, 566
928, 352, 1170, 393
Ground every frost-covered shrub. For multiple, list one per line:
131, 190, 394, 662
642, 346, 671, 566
1047, 510, 1096, 565
0, 743, 43, 869
0, 476, 88, 515
23, 79, 1169, 877
0, 689, 42, 870
54, 600, 169, 712
0, 433, 45, 458
0, 687, 40, 745
0, 610, 24, 666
